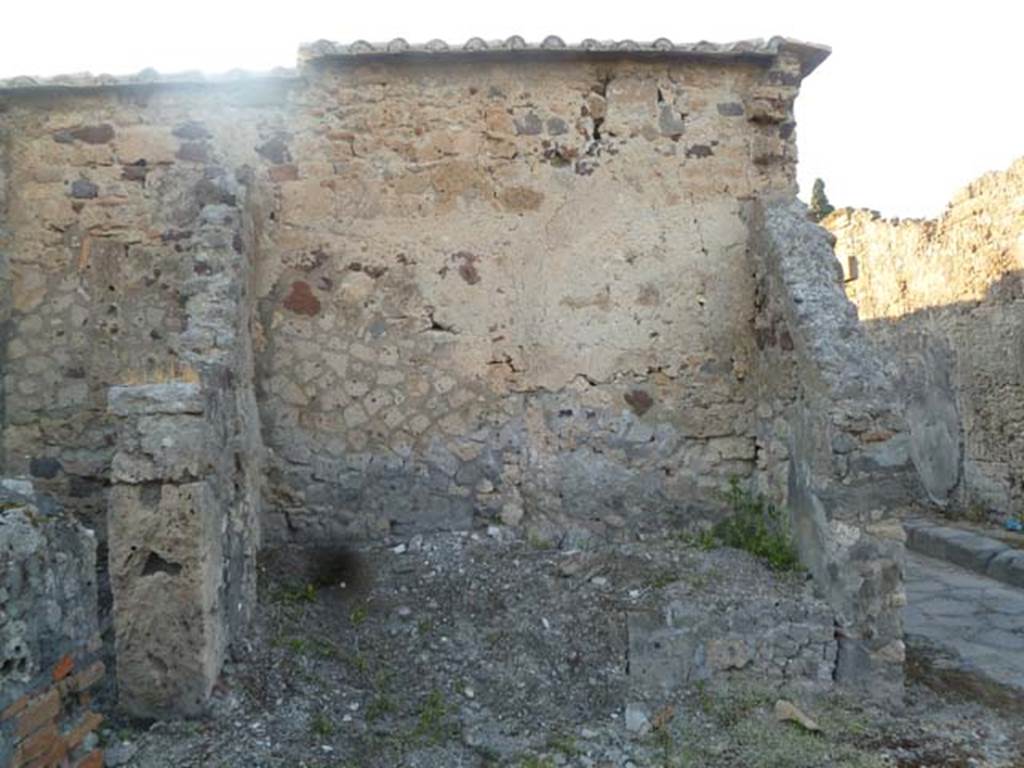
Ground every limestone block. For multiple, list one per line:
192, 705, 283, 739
111, 414, 213, 483
108, 382, 204, 416
604, 75, 659, 137
109, 481, 224, 718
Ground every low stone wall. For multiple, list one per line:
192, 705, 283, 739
628, 576, 837, 697
826, 158, 1024, 519
0, 482, 104, 768
748, 198, 919, 697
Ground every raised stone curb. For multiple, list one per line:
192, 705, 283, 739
904, 519, 1024, 590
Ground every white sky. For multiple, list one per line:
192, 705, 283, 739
2, 0, 1020, 218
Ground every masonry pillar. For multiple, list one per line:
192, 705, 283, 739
107, 174, 263, 717
108, 383, 225, 717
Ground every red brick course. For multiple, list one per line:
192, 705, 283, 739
1, 652, 105, 768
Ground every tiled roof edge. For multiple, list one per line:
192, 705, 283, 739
0, 36, 829, 93
299, 35, 830, 75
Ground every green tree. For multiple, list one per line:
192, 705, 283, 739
809, 177, 835, 222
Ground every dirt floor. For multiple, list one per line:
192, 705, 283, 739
100, 530, 1024, 768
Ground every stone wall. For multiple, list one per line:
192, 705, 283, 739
0, 481, 105, 768
748, 199, 917, 697
0, 82, 287, 541
0, 43, 816, 549
2, 38, 941, 715
0, 82, 266, 719
826, 158, 1024, 519
256, 52, 805, 544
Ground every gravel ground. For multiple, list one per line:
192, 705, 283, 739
100, 530, 1024, 768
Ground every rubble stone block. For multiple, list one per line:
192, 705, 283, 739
0, 484, 103, 766
109, 481, 225, 718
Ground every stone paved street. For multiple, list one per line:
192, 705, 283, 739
905, 552, 1024, 697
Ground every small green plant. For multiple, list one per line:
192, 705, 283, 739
674, 528, 717, 551
414, 689, 452, 744
809, 177, 835, 222
695, 679, 713, 715
273, 581, 318, 605
349, 603, 369, 627
365, 694, 395, 722
709, 479, 801, 572
964, 502, 989, 524
311, 637, 340, 659
527, 529, 555, 550
649, 724, 678, 768
310, 711, 335, 738
546, 732, 578, 757
519, 757, 556, 768
649, 569, 679, 589
373, 667, 394, 689
702, 682, 775, 728
696, 528, 717, 550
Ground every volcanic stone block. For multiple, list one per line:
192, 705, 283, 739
109, 481, 224, 718
0, 483, 102, 765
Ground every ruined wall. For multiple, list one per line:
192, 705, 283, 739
827, 158, 1024, 518
749, 199, 917, 697
0, 47, 810, 547
0, 115, 10, 467
8, 40, 905, 715
0, 83, 270, 721
0, 83, 288, 541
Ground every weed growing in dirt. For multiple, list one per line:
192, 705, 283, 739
272, 581, 318, 605
414, 689, 455, 744
546, 732, 579, 757
365, 694, 395, 722
309, 712, 335, 738
673, 682, 890, 768
527, 529, 556, 549
705, 478, 801, 572
346, 652, 369, 674
311, 637, 340, 659
349, 603, 369, 627
673, 528, 718, 551
648, 568, 679, 589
